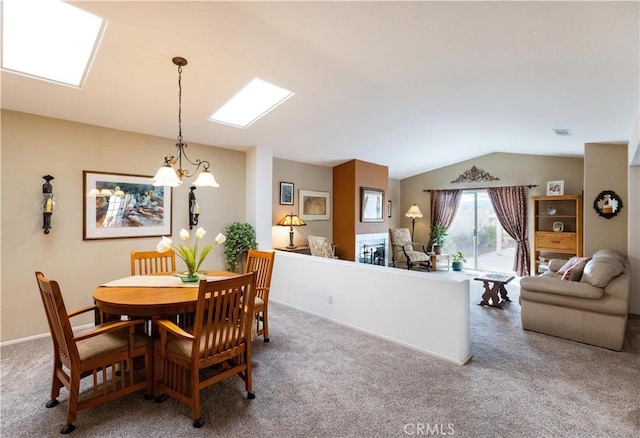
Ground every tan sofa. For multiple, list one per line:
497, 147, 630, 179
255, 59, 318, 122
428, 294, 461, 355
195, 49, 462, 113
520, 249, 630, 351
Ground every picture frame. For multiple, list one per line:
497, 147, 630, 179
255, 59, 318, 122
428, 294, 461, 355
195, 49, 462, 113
83, 170, 172, 240
299, 190, 330, 221
552, 221, 564, 232
387, 200, 392, 218
361, 187, 384, 222
280, 181, 294, 205
546, 180, 564, 196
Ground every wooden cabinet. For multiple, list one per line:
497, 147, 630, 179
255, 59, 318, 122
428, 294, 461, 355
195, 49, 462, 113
532, 194, 583, 275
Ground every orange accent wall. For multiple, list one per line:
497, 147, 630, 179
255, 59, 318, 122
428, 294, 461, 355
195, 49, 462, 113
333, 159, 389, 261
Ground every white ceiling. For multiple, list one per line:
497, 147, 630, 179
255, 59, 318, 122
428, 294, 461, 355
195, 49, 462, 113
2, 1, 638, 179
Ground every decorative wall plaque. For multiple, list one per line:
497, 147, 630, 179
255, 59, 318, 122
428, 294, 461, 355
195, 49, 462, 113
451, 166, 500, 183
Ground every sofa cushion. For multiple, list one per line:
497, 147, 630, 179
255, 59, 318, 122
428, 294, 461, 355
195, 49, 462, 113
580, 257, 624, 288
558, 256, 591, 281
520, 276, 604, 299
592, 249, 625, 263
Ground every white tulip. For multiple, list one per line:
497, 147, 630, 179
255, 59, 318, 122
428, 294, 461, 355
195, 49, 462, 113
156, 236, 173, 253
214, 233, 226, 244
180, 229, 190, 241
196, 227, 207, 239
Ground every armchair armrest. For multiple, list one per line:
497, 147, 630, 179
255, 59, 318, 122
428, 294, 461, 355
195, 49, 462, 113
547, 259, 566, 273
411, 242, 429, 253
68, 304, 97, 319
73, 318, 147, 342
156, 319, 195, 341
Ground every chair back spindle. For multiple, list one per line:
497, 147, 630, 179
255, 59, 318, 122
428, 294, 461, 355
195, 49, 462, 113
130, 249, 176, 276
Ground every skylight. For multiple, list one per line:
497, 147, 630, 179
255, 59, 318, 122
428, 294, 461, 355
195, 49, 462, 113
209, 78, 294, 128
1, 0, 105, 87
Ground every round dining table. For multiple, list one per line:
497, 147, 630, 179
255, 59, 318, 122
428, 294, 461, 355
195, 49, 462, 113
92, 271, 236, 319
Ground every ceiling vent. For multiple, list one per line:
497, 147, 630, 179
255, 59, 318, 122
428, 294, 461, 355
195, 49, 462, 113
553, 128, 572, 136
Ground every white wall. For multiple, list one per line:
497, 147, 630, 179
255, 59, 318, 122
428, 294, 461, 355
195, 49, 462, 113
246, 146, 274, 250
270, 251, 471, 365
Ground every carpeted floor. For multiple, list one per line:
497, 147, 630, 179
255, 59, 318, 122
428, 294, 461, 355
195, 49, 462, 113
1, 275, 639, 437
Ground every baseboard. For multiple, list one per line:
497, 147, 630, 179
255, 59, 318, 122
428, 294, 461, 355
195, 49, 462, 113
0, 323, 94, 347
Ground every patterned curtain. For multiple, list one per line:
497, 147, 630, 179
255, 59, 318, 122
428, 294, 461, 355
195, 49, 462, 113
429, 189, 462, 247
486, 186, 531, 276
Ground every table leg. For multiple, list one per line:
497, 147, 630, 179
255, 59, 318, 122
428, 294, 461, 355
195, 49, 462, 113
479, 281, 503, 309
498, 284, 511, 302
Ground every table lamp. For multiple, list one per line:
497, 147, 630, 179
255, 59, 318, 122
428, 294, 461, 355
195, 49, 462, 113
277, 212, 306, 248
405, 204, 423, 241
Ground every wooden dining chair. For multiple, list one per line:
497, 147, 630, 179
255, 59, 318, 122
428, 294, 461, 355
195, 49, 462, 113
130, 249, 176, 275
244, 249, 275, 342
35, 272, 153, 434
153, 272, 257, 428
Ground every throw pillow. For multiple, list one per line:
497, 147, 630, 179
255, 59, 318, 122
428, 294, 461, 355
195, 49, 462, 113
580, 258, 624, 288
557, 257, 583, 275
561, 257, 591, 281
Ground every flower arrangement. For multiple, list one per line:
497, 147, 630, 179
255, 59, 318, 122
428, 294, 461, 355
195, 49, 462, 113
157, 227, 226, 279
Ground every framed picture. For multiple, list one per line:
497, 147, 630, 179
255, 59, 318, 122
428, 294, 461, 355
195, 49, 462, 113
387, 200, 392, 218
552, 221, 564, 232
361, 187, 384, 222
299, 190, 330, 221
83, 170, 172, 240
546, 180, 564, 196
280, 181, 294, 205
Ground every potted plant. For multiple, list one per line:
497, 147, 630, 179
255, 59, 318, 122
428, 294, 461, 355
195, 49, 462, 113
452, 251, 466, 271
430, 223, 447, 254
223, 222, 258, 273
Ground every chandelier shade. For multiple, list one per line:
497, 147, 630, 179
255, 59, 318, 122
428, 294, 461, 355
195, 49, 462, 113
152, 56, 219, 188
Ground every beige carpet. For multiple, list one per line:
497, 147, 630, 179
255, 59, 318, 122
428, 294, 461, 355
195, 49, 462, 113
1, 276, 639, 437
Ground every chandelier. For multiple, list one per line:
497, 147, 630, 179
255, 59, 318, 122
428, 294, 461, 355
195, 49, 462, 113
152, 57, 219, 188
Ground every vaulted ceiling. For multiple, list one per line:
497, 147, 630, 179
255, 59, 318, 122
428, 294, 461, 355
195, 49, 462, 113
2, 1, 638, 179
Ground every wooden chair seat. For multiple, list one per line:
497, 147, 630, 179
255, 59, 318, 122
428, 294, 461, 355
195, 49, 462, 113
76, 329, 150, 362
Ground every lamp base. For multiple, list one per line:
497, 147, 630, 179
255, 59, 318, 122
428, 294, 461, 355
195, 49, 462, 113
288, 229, 296, 249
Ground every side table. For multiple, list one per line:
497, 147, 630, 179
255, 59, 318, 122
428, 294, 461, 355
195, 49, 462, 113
474, 273, 515, 309
429, 253, 450, 271
275, 246, 311, 255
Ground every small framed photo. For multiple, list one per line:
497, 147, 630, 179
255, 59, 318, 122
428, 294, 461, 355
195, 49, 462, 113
552, 221, 564, 232
387, 200, 392, 218
546, 180, 564, 196
299, 190, 330, 221
361, 187, 384, 222
280, 182, 294, 205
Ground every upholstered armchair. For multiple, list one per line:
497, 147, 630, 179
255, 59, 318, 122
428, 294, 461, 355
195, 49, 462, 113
388, 228, 431, 270
308, 235, 338, 258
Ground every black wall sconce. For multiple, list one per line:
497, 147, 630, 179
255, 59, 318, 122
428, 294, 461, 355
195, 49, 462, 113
188, 186, 200, 230
41, 175, 56, 234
